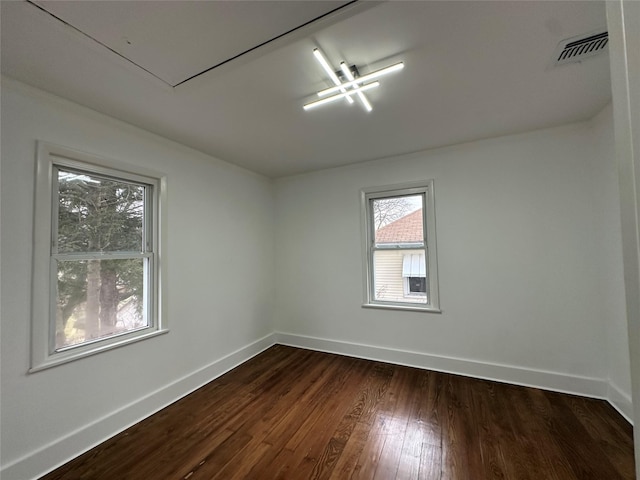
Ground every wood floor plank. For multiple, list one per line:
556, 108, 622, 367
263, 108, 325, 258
328, 364, 394, 479
395, 371, 432, 480
440, 375, 477, 479
543, 391, 628, 480
193, 350, 328, 480
563, 395, 636, 479
40, 346, 636, 480
300, 362, 378, 480
353, 362, 412, 480
122, 347, 310, 479
274, 358, 373, 480
419, 441, 443, 480
242, 354, 358, 479
495, 384, 559, 480
468, 379, 508, 480
373, 367, 419, 480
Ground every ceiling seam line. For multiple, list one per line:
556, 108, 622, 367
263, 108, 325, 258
172, 0, 360, 88
25, 0, 174, 88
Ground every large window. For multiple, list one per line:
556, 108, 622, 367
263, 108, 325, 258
31, 143, 166, 371
361, 181, 440, 312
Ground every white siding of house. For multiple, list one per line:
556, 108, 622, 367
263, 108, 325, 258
374, 249, 426, 304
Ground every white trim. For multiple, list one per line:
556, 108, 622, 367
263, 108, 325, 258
0, 333, 277, 480
31, 141, 168, 371
28, 330, 169, 373
362, 303, 441, 314
3, 332, 631, 479
607, 2, 640, 475
275, 332, 613, 405
360, 179, 440, 312
607, 381, 634, 424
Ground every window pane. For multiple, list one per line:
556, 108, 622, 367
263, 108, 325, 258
373, 195, 424, 247
409, 277, 426, 293
373, 250, 427, 304
57, 169, 145, 253
55, 258, 147, 350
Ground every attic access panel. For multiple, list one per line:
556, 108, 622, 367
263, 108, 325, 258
30, 0, 354, 87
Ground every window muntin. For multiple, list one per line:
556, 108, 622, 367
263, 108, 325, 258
31, 143, 166, 371
362, 181, 440, 312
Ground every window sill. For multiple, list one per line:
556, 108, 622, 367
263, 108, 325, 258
362, 303, 442, 314
29, 328, 169, 373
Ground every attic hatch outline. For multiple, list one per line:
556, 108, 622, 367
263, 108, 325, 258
26, 0, 359, 88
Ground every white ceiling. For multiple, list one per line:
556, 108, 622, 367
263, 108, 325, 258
29, 0, 354, 86
1, 1, 611, 178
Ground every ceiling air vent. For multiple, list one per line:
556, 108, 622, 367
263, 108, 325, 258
552, 30, 608, 66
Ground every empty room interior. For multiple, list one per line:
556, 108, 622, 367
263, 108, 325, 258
1, 1, 639, 479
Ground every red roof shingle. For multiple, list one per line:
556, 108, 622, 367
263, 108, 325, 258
375, 209, 423, 244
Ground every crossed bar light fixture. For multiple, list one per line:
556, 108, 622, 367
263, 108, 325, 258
304, 48, 404, 112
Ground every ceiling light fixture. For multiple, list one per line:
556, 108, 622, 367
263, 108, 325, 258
317, 62, 404, 97
340, 62, 372, 112
313, 49, 353, 105
305, 48, 404, 113
303, 82, 380, 110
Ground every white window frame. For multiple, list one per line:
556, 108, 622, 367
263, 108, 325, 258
361, 180, 440, 313
31, 142, 168, 372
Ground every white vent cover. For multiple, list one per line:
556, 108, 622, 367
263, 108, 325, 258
552, 30, 608, 66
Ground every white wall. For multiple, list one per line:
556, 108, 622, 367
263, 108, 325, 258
0, 79, 275, 478
607, 1, 640, 474
274, 113, 629, 409
1, 76, 632, 479
590, 103, 632, 409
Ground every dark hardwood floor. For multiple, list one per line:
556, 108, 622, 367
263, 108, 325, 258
41, 345, 635, 479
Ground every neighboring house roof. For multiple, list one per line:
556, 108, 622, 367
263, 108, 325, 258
376, 209, 423, 244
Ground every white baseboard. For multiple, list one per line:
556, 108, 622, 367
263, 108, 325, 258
1, 333, 277, 480
607, 381, 634, 424
275, 331, 616, 405
4, 331, 631, 480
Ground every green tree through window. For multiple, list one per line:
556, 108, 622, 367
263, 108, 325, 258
31, 143, 165, 371
54, 169, 149, 349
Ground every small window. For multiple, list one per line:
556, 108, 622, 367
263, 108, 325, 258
402, 254, 426, 297
31, 143, 167, 371
407, 277, 427, 294
361, 180, 440, 312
